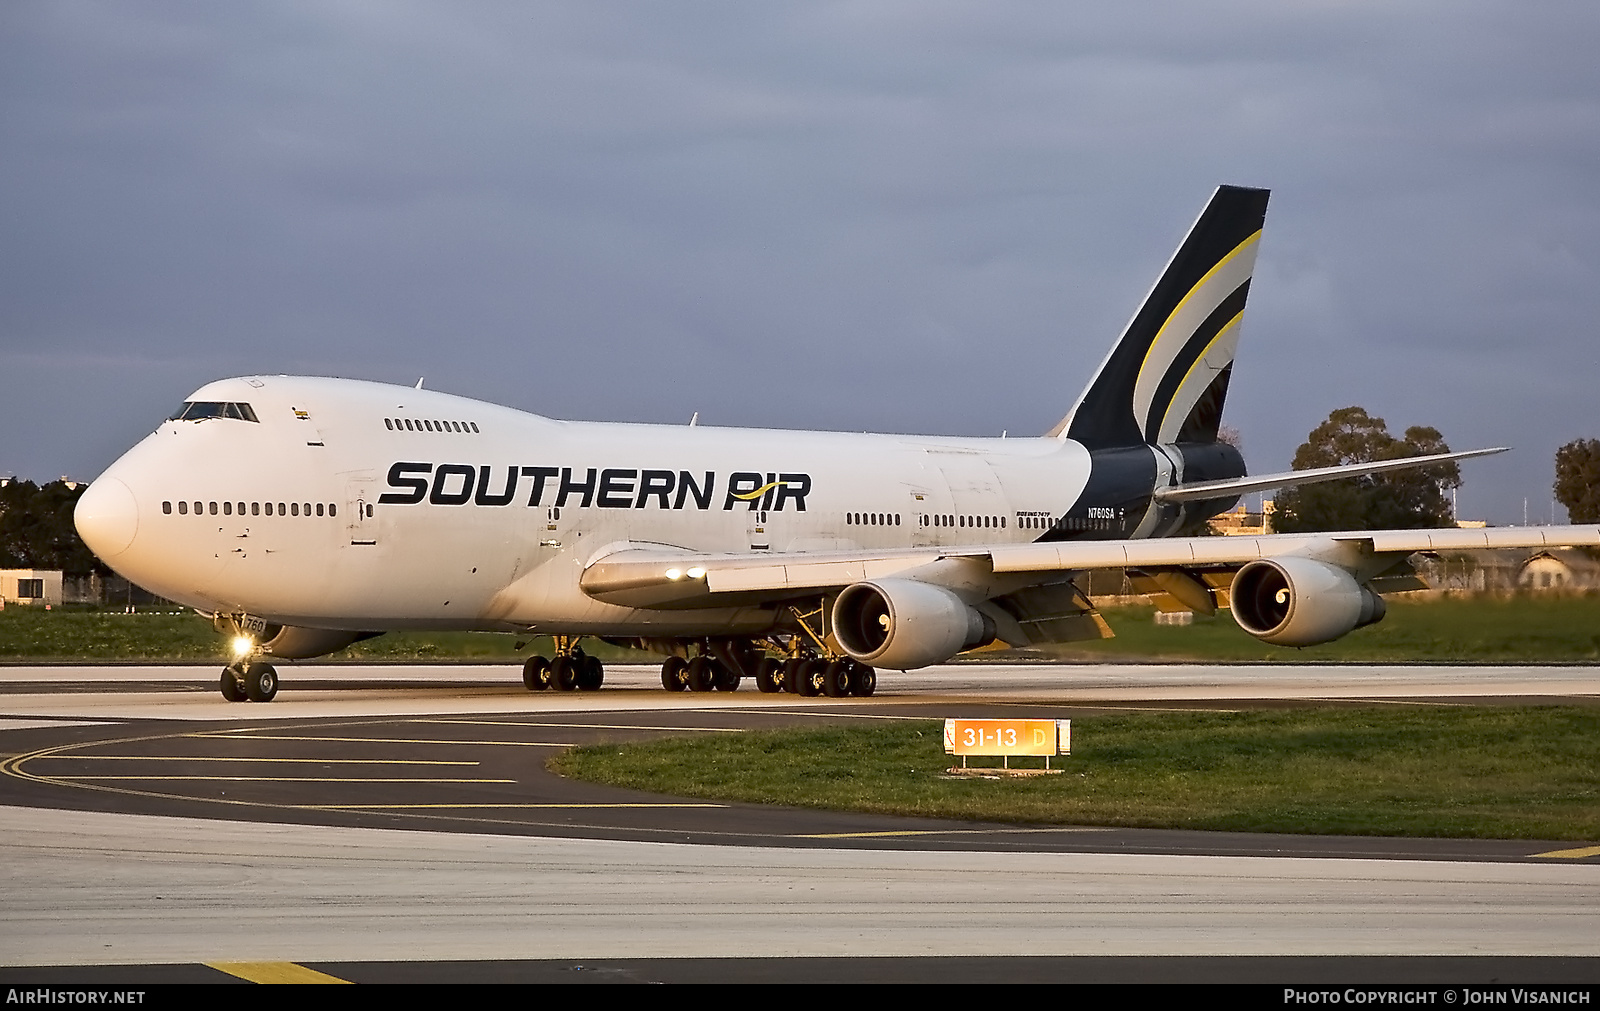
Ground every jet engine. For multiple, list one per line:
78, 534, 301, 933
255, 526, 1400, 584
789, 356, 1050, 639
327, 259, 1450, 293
1229, 557, 1386, 647
833, 578, 996, 670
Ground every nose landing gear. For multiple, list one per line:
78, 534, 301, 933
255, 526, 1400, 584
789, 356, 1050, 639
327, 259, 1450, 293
220, 661, 278, 702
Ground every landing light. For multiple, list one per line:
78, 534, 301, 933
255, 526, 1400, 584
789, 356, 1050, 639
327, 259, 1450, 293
665, 568, 683, 581
231, 636, 254, 659
686, 566, 706, 580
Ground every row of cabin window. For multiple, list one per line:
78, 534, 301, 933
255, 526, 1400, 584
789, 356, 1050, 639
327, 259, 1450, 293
928, 514, 1006, 529
1016, 516, 1118, 531
846, 512, 900, 526
385, 418, 479, 433
1057, 516, 1116, 530
162, 500, 337, 518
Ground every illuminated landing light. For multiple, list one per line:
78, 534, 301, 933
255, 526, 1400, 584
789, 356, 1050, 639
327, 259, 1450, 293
686, 566, 706, 580
231, 636, 255, 660
665, 569, 683, 581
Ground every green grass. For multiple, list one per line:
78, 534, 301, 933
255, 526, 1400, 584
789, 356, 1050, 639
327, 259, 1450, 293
551, 707, 1600, 840
0, 608, 227, 661
3, 592, 1599, 663
0, 606, 650, 663
1055, 593, 1600, 663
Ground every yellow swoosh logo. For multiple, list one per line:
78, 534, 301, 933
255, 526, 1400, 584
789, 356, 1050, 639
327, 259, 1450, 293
732, 481, 783, 501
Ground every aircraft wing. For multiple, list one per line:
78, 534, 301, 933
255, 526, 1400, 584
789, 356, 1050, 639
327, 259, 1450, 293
580, 524, 1600, 610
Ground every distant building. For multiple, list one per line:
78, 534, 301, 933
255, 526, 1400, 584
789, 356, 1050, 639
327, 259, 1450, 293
1414, 548, 1600, 593
1208, 497, 1274, 536
0, 569, 63, 606
1519, 551, 1577, 591
0, 569, 174, 608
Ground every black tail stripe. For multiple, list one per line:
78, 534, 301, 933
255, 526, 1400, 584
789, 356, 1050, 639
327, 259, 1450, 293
1065, 185, 1269, 448
1142, 280, 1250, 443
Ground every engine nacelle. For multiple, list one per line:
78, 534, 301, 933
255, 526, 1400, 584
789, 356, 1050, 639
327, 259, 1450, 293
259, 625, 385, 659
214, 613, 381, 659
833, 578, 996, 670
1230, 557, 1386, 647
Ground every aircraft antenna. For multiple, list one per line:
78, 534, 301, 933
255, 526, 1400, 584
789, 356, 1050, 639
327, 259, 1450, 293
689, 412, 699, 427
415, 378, 425, 390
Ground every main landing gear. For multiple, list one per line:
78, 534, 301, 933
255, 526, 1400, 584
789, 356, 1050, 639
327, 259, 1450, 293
776, 656, 875, 697
220, 661, 278, 702
664, 651, 876, 697
521, 637, 604, 692
513, 634, 875, 698
660, 654, 743, 693
751, 604, 877, 697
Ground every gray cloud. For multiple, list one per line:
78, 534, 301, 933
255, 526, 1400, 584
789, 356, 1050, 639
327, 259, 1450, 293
2, 1, 1597, 523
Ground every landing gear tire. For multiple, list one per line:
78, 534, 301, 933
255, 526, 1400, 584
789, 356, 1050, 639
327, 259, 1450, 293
220, 666, 248, 702
755, 657, 784, 694
577, 654, 604, 691
849, 663, 877, 697
550, 656, 578, 691
661, 655, 689, 692
714, 661, 740, 692
782, 658, 807, 695
797, 659, 825, 697
821, 660, 853, 698
522, 655, 551, 691
687, 655, 719, 693
242, 662, 278, 703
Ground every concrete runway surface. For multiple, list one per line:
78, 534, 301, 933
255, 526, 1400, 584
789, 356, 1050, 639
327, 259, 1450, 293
2, 661, 1598, 978
5, 803, 1600, 967
4, 660, 1600, 723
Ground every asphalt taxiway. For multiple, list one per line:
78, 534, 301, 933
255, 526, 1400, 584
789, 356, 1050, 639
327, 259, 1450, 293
3, 662, 1598, 981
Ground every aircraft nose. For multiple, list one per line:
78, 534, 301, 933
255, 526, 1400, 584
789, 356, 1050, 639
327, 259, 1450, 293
75, 477, 140, 558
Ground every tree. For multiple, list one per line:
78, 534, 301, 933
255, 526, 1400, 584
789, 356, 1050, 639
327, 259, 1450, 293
0, 479, 105, 572
1554, 439, 1600, 523
1272, 406, 1460, 533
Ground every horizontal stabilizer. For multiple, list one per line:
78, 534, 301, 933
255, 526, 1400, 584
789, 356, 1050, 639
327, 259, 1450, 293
1152, 447, 1506, 504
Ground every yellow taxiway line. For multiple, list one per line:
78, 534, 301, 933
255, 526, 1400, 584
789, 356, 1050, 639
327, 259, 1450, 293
207, 962, 352, 984
1532, 844, 1600, 859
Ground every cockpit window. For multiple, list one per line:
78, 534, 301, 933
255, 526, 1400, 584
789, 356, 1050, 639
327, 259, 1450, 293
169, 401, 260, 423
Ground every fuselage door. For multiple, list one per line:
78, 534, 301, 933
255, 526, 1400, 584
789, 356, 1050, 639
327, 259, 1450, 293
909, 488, 935, 546
346, 477, 377, 546
747, 508, 770, 551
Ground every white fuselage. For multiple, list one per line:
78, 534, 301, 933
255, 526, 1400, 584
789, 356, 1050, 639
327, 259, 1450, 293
84, 376, 1106, 636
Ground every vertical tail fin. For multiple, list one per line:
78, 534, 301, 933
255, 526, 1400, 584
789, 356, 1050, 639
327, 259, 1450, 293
1050, 185, 1269, 448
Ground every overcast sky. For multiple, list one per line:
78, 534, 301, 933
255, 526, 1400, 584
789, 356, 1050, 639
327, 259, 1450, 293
3, 1, 1596, 524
